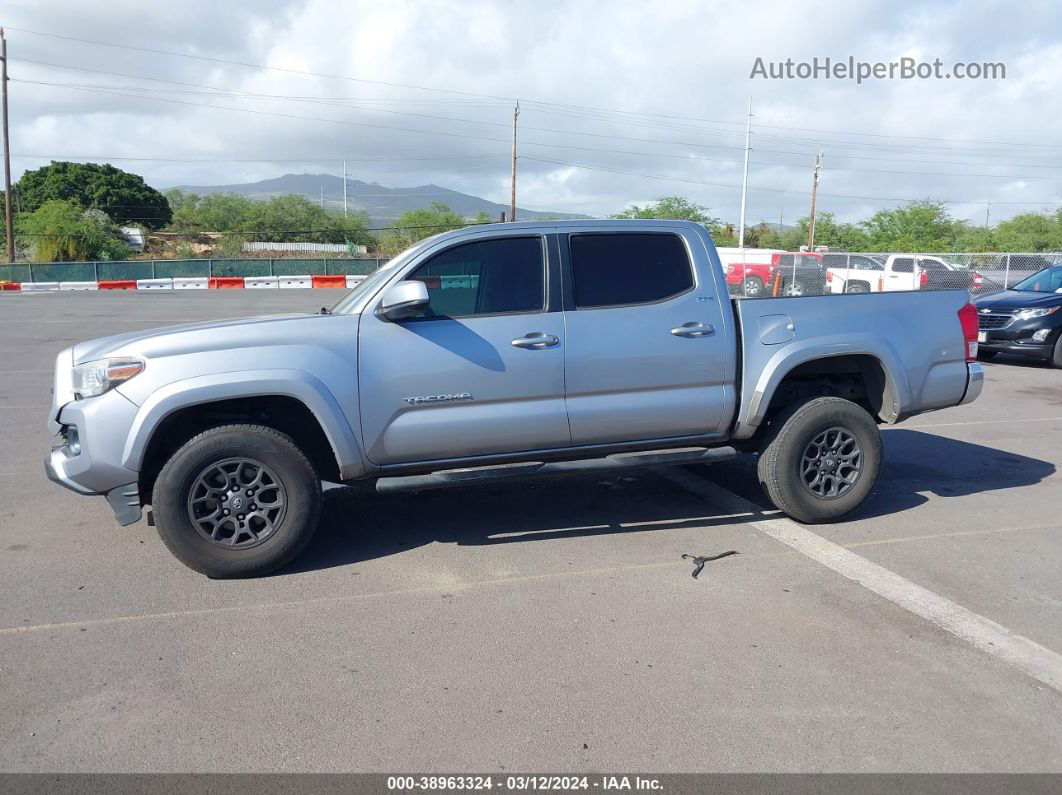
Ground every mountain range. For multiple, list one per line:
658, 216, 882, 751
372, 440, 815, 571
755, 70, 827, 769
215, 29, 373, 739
172, 173, 586, 228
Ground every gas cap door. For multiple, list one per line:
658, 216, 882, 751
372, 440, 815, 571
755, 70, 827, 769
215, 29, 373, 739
758, 314, 795, 345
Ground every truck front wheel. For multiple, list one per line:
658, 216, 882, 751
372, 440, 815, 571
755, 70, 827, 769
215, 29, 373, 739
757, 397, 882, 523
152, 425, 322, 578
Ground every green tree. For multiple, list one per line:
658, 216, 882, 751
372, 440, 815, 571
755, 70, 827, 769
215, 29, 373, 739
991, 210, 1062, 252
167, 192, 372, 246
377, 202, 478, 254
612, 196, 720, 226
16, 162, 172, 228
859, 201, 960, 252
16, 199, 129, 262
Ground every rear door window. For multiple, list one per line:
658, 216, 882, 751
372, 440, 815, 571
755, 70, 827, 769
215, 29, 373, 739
569, 233, 693, 308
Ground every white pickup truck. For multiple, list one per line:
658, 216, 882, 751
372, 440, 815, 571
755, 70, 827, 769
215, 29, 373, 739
826, 254, 977, 294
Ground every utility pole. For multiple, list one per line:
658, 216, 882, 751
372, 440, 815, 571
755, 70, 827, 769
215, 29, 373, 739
342, 160, 348, 215
509, 101, 519, 222
806, 151, 822, 252
1, 29, 13, 264
984, 197, 991, 228
737, 97, 752, 248
320, 186, 324, 208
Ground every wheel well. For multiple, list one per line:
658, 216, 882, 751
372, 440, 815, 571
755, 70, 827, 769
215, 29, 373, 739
762, 354, 894, 430
138, 396, 341, 503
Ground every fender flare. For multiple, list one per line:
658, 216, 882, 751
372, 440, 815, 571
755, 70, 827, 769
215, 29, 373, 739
735, 334, 912, 438
120, 369, 365, 479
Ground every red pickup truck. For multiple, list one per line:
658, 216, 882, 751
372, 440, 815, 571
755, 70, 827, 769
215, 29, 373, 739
719, 249, 823, 297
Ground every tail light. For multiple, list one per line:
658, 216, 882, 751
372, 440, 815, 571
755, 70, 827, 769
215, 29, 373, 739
825, 270, 833, 283
973, 271, 983, 288
958, 303, 979, 361
919, 270, 928, 288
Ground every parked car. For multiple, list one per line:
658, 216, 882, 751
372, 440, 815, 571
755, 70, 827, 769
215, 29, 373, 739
825, 254, 984, 294
45, 221, 984, 577
972, 263, 1062, 367
771, 252, 827, 296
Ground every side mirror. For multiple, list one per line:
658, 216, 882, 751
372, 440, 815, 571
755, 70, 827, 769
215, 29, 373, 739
378, 280, 430, 321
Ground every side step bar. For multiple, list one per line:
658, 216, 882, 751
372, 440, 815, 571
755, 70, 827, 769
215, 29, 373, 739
375, 446, 736, 494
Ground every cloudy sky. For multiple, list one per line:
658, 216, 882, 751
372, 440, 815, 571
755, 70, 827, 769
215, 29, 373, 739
4, 0, 1062, 225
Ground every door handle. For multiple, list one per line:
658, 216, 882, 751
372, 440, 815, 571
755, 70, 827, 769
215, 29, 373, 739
670, 321, 714, 338
512, 332, 560, 349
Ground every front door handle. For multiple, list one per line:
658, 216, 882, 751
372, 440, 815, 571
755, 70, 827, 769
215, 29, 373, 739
670, 321, 714, 338
512, 332, 560, 349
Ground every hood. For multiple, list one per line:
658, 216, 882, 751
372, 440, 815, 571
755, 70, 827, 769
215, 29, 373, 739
72, 313, 319, 364
972, 289, 1062, 312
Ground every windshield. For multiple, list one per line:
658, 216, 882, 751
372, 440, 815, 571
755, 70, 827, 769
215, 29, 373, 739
1012, 265, 1062, 293
329, 265, 397, 314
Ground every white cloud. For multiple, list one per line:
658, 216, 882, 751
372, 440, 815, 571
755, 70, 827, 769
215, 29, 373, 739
5, 0, 1062, 224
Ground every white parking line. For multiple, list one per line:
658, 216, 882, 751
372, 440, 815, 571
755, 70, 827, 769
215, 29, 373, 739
904, 417, 1062, 429
659, 467, 1062, 695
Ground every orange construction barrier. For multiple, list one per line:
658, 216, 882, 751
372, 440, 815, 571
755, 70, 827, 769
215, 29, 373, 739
208, 277, 245, 289
98, 280, 137, 290
312, 274, 347, 288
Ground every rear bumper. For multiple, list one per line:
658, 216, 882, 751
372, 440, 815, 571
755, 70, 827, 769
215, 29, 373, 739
958, 362, 984, 406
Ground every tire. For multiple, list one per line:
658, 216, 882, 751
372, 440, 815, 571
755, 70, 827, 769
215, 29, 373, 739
743, 276, 765, 297
1052, 332, 1062, 369
757, 397, 882, 524
782, 280, 806, 297
977, 350, 999, 361
152, 424, 322, 578
845, 282, 870, 294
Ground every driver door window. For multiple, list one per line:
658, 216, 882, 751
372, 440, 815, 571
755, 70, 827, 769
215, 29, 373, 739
405, 237, 545, 319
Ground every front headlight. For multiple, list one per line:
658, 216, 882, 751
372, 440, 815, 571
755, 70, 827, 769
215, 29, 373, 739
71, 358, 144, 399
1015, 307, 1059, 320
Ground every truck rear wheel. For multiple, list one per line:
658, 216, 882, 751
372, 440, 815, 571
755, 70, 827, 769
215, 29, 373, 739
757, 397, 881, 523
152, 424, 322, 578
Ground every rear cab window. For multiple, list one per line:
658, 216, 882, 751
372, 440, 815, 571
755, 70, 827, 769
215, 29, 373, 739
568, 233, 694, 308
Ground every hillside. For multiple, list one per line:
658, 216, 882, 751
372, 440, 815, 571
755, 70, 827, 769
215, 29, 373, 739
172, 173, 586, 228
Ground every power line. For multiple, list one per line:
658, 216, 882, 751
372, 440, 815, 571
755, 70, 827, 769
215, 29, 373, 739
25, 75, 1062, 174
11, 27, 1059, 153
523, 155, 1062, 206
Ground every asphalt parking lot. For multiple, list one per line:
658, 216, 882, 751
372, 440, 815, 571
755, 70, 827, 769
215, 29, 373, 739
1, 290, 1060, 773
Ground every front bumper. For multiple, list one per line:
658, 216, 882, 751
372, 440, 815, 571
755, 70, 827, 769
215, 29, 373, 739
978, 338, 1053, 359
977, 318, 1059, 360
44, 380, 144, 525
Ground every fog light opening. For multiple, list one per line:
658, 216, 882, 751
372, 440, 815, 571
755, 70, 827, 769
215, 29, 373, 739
66, 427, 81, 456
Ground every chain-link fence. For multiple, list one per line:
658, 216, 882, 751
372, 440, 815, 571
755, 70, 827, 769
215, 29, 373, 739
721, 251, 1062, 299
0, 257, 390, 284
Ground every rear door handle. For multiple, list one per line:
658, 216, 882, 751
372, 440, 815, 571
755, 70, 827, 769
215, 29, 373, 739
512, 332, 560, 349
670, 321, 714, 338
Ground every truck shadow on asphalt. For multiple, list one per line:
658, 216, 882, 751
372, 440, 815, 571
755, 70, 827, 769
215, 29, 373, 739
281, 429, 1055, 575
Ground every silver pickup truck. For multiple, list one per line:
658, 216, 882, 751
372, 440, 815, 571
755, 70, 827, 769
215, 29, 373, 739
45, 221, 984, 577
